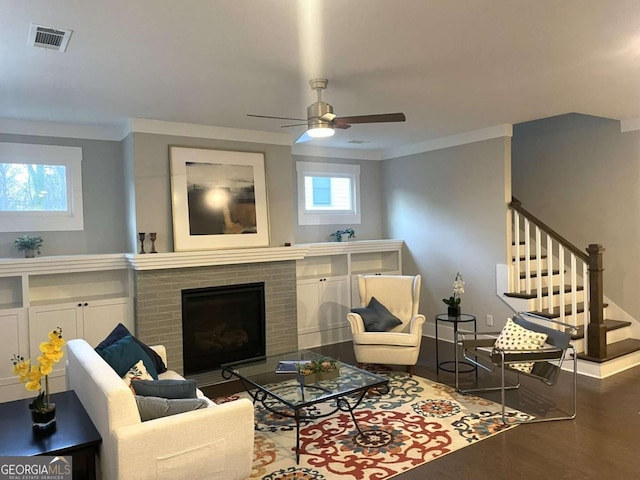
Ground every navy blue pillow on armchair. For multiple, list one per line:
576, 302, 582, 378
351, 296, 402, 332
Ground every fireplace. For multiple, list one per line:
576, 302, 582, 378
181, 282, 266, 375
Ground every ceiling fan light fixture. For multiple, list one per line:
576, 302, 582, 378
307, 125, 335, 138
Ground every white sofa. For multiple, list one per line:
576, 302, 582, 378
66, 339, 254, 480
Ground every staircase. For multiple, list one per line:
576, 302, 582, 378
501, 198, 640, 378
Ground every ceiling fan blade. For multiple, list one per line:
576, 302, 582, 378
333, 113, 406, 127
333, 123, 351, 130
280, 123, 309, 128
247, 114, 306, 121
294, 130, 314, 144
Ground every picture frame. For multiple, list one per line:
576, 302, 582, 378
169, 146, 270, 251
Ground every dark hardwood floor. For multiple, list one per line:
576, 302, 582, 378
204, 338, 640, 480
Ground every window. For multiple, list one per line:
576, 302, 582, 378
311, 177, 332, 206
0, 143, 84, 232
297, 161, 361, 225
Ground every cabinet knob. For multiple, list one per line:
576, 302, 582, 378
78, 303, 82, 307
84, 302, 88, 307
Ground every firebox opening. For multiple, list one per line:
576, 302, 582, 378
182, 282, 266, 375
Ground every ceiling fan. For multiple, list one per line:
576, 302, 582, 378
248, 78, 406, 143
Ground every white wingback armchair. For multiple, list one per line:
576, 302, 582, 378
346, 274, 425, 375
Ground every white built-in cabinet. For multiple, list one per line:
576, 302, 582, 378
0, 256, 133, 402
296, 240, 403, 348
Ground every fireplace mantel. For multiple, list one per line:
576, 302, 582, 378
125, 245, 309, 271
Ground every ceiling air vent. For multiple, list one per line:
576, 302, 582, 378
28, 23, 73, 52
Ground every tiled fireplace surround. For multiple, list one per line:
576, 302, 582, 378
131, 251, 302, 383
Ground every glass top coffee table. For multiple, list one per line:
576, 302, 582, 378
221, 350, 389, 463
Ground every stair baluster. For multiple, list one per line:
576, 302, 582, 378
509, 198, 604, 358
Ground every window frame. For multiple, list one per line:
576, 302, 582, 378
0, 142, 84, 232
296, 161, 361, 226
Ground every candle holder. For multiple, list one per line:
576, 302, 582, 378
138, 232, 146, 254
149, 233, 158, 253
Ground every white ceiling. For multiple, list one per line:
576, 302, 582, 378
3, 0, 640, 153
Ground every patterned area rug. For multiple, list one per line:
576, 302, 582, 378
214, 370, 529, 480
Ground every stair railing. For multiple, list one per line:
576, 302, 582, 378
509, 198, 606, 358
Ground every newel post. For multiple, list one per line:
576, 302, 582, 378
586, 244, 606, 359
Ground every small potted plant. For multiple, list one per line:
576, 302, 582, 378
14, 235, 44, 258
443, 272, 465, 317
330, 228, 355, 242
297, 357, 339, 385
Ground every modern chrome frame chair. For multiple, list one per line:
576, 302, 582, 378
455, 311, 577, 424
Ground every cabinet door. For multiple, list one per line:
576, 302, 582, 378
296, 279, 320, 335
319, 276, 350, 330
82, 297, 133, 347
28, 303, 81, 376
0, 309, 27, 386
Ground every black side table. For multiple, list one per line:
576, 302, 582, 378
0, 390, 102, 480
435, 313, 477, 375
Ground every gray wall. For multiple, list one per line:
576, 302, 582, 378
129, 133, 295, 253
0, 134, 128, 257
382, 137, 514, 332
293, 155, 384, 244
512, 113, 640, 321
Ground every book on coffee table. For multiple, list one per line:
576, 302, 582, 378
275, 360, 308, 374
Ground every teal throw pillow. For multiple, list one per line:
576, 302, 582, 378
134, 396, 209, 422
96, 323, 167, 374
97, 334, 159, 380
132, 379, 198, 399
351, 296, 402, 332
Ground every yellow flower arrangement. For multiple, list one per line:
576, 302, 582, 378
11, 326, 65, 412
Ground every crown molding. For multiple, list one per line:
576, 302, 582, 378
126, 118, 293, 145
620, 117, 640, 133
292, 144, 385, 160
0, 118, 126, 141
384, 124, 513, 159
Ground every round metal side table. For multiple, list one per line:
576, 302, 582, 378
435, 313, 477, 374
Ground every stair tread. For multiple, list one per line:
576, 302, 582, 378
531, 302, 609, 318
505, 285, 584, 299
570, 319, 631, 340
518, 269, 561, 279
577, 338, 640, 363
513, 254, 548, 261
531, 303, 586, 317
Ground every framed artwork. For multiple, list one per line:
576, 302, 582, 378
169, 146, 270, 251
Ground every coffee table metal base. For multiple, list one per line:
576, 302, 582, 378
222, 362, 389, 463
